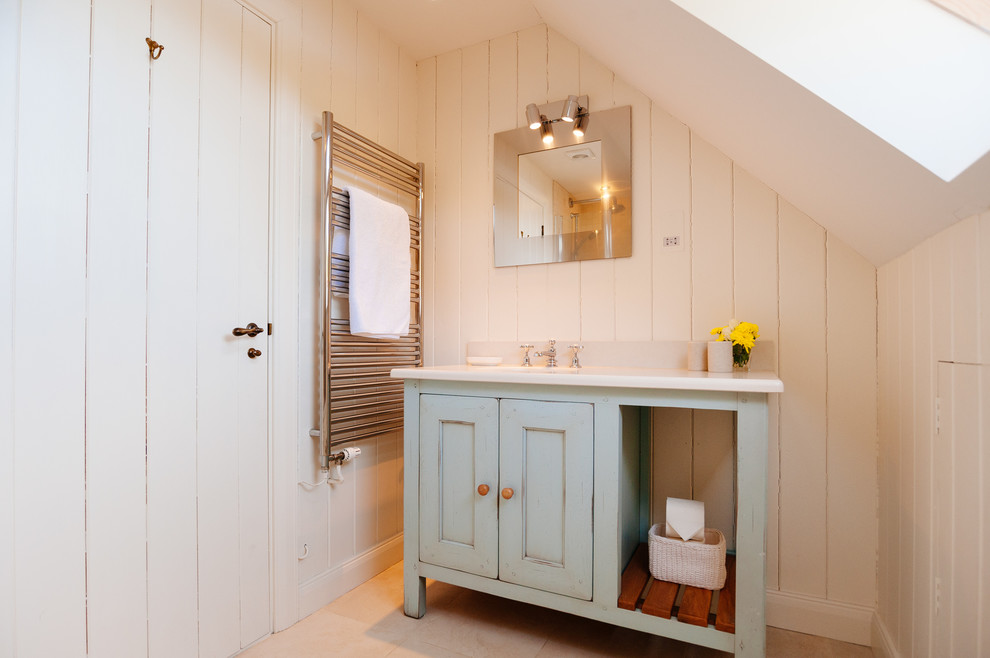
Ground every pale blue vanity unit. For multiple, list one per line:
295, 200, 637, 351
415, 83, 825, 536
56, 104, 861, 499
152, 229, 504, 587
392, 364, 783, 656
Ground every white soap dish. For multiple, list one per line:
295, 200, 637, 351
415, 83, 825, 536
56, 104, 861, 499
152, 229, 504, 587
466, 356, 502, 366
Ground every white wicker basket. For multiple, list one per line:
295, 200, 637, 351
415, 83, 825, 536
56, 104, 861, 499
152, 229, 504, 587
648, 524, 727, 590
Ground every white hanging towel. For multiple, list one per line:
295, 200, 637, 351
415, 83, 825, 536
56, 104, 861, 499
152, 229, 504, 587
344, 186, 410, 339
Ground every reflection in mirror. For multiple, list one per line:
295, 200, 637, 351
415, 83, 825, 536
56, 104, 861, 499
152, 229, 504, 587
494, 104, 631, 267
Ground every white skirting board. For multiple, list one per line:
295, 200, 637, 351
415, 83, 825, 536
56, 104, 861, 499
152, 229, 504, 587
766, 589, 874, 646
870, 613, 899, 658
297, 535, 403, 620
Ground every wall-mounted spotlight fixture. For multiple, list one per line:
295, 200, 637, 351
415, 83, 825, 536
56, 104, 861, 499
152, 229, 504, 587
525, 103, 542, 130
572, 112, 589, 138
526, 94, 590, 145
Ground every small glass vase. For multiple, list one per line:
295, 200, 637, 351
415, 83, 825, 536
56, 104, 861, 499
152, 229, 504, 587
732, 344, 751, 372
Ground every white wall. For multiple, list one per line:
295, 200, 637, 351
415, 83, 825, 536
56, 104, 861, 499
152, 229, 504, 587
2, 0, 420, 653
417, 25, 878, 643
294, 0, 418, 618
875, 211, 990, 658
3, 0, 305, 654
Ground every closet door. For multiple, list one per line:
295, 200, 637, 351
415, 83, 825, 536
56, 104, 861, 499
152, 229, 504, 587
196, 0, 273, 654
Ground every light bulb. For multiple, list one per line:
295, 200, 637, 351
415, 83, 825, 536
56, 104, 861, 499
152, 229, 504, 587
540, 120, 554, 145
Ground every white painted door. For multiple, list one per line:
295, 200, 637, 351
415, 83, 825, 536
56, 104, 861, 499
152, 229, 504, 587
197, 0, 272, 654
419, 394, 499, 577
498, 399, 594, 600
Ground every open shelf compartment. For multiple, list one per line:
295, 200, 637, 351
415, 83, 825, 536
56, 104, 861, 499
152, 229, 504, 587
617, 543, 736, 633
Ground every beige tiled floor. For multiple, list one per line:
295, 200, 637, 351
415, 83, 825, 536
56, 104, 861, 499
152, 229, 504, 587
242, 564, 875, 657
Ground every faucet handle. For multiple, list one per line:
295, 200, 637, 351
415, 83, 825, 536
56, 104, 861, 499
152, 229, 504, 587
520, 344, 534, 367
568, 344, 584, 368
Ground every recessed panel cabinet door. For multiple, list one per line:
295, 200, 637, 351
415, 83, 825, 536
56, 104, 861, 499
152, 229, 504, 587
499, 399, 593, 600
419, 395, 499, 577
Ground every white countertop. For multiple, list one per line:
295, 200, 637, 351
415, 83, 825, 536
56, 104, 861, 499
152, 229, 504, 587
391, 364, 784, 393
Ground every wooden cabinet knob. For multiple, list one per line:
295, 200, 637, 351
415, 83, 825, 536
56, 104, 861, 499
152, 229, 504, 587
477, 484, 490, 496
501, 487, 514, 500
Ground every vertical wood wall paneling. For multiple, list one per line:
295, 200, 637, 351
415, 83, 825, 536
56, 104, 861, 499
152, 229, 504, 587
689, 136, 732, 340
933, 362, 953, 656
777, 201, 827, 597
576, 45, 616, 340
417, 57, 437, 365
327, 450, 358, 569
355, 12, 379, 144
434, 50, 462, 363
297, 0, 333, 583
825, 236, 877, 606
874, 164, 990, 658
376, 431, 401, 542
896, 254, 915, 654
650, 106, 691, 341
398, 52, 417, 166
378, 38, 399, 155
197, 1, 249, 652
612, 75, 653, 341
487, 33, 519, 341
651, 408, 694, 527
910, 240, 934, 658
354, 437, 380, 551
882, 257, 902, 644
950, 217, 981, 364
515, 26, 551, 341
147, 0, 202, 652
876, 264, 893, 637
949, 364, 981, 658
687, 137, 734, 552
0, 0, 18, 651
460, 42, 490, 345
931, 229, 953, 363
544, 29, 582, 337
981, 364, 990, 658
85, 0, 152, 654
732, 166, 779, 574
351, 10, 386, 560
982, 212, 990, 364
328, 2, 362, 568
692, 410, 736, 550
13, 0, 90, 654
330, 0, 357, 128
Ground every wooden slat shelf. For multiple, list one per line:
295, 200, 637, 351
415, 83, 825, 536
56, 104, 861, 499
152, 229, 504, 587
617, 543, 736, 633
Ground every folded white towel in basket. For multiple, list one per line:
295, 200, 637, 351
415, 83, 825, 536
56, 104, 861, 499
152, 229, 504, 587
344, 186, 410, 339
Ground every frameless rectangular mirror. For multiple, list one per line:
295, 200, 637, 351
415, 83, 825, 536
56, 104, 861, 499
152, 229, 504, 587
494, 104, 631, 267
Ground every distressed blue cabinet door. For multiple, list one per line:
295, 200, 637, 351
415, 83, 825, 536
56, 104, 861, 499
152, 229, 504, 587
419, 394, 499, 577
498, 399, 594, 600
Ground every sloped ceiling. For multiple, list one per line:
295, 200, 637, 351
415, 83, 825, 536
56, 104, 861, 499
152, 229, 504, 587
350, 0, 990, 265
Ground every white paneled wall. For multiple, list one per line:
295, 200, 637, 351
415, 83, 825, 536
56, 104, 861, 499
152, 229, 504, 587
2, 0, 319, 653
876, 211, 990, 658
295, 0, 417, 617
418, 25, 878, 642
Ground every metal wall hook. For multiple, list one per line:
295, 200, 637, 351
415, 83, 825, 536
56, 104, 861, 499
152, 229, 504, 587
146, 37, 164, 60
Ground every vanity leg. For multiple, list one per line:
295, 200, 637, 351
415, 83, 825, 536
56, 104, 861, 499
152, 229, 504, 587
735, 394, 768, 657
403, 565, 426, 618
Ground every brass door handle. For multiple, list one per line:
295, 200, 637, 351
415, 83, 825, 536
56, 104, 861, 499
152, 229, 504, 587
477, 484, 490, 496
248, 348, 262, 358
501, 487, 514, 500
233, 323, 264, 337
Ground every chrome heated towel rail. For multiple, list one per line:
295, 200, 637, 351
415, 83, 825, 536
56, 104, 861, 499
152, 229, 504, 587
312, 111, 424, 469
